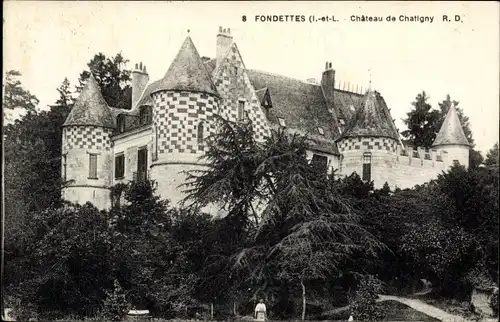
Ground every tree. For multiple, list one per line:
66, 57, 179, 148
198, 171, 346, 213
401, 91, 441, 148
184, 117, 385, 320
77, 52, 132, 109
485, 142, 499, 167
3, 70, 39, 116
10, 203, 115, 320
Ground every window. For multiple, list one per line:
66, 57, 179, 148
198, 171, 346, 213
278, 117, 286, 127
89, 154, 98, 179
62, 154, 67, 181
117, 115, 126, 133
197, 122, 204, 144
237, 101, 245, 121
115, 154, 125, 179
153, 126, 159, 161
362, 152, 371, 182
311, 154, 328, 173
318, 127, 325, 135
136, 147, 148, 182
140, 106, 152, 125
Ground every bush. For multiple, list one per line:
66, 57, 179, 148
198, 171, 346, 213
491, 290, 499, 317
350, 275, 386, 321
100, 280, 131, 321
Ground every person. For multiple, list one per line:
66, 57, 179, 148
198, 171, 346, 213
254, 299, 267, 321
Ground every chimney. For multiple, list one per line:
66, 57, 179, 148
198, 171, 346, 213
131, 62, 149, 109
216, 26, 233, 69
321, 61, 336, 113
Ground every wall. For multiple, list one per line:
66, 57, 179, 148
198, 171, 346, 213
306, 150, 340, 175
213, 42, 270, 141
112, 126, 153, 184
338, 136, 398, 188
62, 125, 113, 209
150, 90, 218, 208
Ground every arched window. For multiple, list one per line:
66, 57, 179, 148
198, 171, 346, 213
139, 106, 152, 125
362, 152, 372, 182
117, 115, 126, 133
197, 122, 204, 144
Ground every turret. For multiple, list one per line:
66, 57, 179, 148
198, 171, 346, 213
62, 73, 115, 209
149, 35, 220, 207
432, 102, 470, 168
336, 89, 400, 188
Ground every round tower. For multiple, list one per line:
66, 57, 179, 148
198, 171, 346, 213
336, 89, 400, 188
61, 74, 115, 210
431, 102, 471, 169
150, 36, 221, 208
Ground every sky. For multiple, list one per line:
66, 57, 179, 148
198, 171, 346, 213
3, 1, 499, 154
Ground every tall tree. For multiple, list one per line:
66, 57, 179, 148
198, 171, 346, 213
484, 142, 499, 167
3, 70, 39, 112
77, 52, 132, 109
401, 91, 441, 148
184, 117, 385, 320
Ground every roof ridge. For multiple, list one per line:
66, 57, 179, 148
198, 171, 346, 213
248, 69, 321, 86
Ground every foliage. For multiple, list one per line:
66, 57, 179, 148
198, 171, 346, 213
485, 142, 499, 167
10, 203, 115, 319
401, 91, 441, 148
350, 275, 385, 321
100, 280, 131, 321
183, 117, 386, 319
3, 70, 39, 113
400, 219, 480, 297
77, 52, 132, 109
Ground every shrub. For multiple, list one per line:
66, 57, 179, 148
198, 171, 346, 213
100, 280, 131, 321
350, 275, 386, 321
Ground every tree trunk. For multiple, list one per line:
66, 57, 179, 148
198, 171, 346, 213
233, 301, 237, 316
211, 302, 214, 320
301, 279, 306, 321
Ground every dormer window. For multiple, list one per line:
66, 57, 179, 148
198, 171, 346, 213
139, 106, 152, 125
117, 115, 126, 133
317, 127, 325, 135
278, 117, 286, 127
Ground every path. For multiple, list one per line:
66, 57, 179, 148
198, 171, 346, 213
377, 294, 471, 322
318, 291, 471, 322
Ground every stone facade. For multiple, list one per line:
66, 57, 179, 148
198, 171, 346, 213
61, 27, 470, 210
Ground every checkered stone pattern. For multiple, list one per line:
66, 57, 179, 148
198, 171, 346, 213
213, 44, 270, 142
63, 126, 113, 151
152, 91, 218, 155
338, 137, 397, 153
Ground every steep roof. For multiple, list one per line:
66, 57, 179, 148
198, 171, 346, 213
338, 89, 399, 141
63, 73, 115, 128
432, 103, 470, 147
247, 70, 339, 139
153, 36, 219, 96
135, 79, 162, 109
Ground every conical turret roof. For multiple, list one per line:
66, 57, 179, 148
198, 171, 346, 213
432, 103, 470, 147
153, 36, 219, 96
337, 89, 399, 140
63, 73, 115, 128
